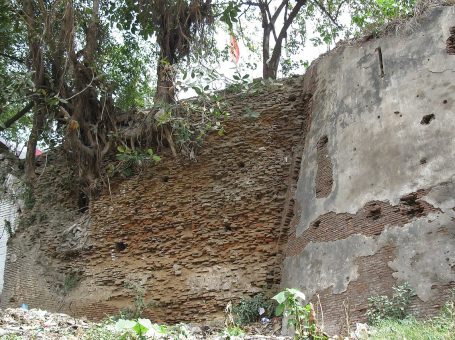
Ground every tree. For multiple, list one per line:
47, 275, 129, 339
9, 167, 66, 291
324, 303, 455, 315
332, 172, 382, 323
239, 0, 345, 79
1, 0, 157, 194
111, 0, 215, 105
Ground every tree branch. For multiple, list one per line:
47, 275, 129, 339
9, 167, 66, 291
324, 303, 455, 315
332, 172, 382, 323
0, 52, 25, 64
277, 0, 307, 42
0, 102, 34, 132
312, 0, 341, 28
261, 1, 278, 41
271, 0, 288, 23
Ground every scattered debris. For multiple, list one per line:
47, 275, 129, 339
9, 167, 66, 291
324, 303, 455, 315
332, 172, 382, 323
0, 308, 90, 339
0, 308, 291, 339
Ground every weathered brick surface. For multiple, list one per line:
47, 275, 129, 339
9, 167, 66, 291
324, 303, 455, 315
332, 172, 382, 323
1, 77, 314, 323
307, 244, 455, 336
286, 190, 438, 257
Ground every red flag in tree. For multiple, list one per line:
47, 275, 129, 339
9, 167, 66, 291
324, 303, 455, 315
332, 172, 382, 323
230, 35, 240, 64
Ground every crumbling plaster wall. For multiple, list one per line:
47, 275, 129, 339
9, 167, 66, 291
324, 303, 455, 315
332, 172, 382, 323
283, 5, 455, 334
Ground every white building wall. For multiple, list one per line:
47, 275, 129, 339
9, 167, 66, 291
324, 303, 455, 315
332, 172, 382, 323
0, 174, 19, 293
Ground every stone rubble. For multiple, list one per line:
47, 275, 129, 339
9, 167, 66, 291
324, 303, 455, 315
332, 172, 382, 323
0, 307, 90, 339
0, 307, 292, 339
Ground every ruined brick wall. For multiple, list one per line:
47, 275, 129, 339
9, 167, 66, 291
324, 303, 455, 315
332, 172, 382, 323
2, 6, 454, 333
0, 77, 312, 323
282, 6, 455, 335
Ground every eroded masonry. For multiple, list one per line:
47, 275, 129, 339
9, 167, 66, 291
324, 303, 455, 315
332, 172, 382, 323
0, 76, 311, 323
1, 5, 454, 335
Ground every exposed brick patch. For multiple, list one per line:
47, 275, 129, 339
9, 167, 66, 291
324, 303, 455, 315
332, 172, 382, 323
286, 189, 438, 256
447, 27, 455, 54
310, 244, 397, 336
315, 135, 333, 198
310, 243, 455, 336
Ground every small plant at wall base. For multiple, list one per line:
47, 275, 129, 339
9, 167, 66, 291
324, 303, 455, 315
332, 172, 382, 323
273, 288, 327, 340
233, 293, 276, 325
63, 272, 81, 295
369, 288, 455, 339
21, 184, 35, 210
4, 220, 13, 237
120, 281, 156, 320
366, 282, 415, 325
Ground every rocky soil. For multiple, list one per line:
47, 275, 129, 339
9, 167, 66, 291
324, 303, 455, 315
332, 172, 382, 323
0, 308, 292, 339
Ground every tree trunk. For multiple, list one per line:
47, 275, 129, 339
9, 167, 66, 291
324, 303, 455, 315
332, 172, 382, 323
266, 38, 283, 80
263, 25, 274, 79
23, 0, 46, 183
154, 55, 178, 157
261, 0, 308, 79
155, 57, 176, 105
24, 111, 45, 181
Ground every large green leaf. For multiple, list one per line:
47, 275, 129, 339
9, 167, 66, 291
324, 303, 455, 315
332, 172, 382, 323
115, 319, 136, 331
272, 291, 287, 304
275, 303, 285, 316
133, 320, 149, 335
288, 288, 306, 301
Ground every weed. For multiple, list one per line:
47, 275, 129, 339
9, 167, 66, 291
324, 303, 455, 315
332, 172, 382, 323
63, 272, 81, 294
109, 146, 161, 178
21, 184, 35, 210
366, 282, 415, 325
82, 320, 120, 340
220, 326, 245, 339
119, 281, 156, 319
369, 312, 455, 340
4, 219, 13, 237
232, 293, 276, 325
273, 288, 327, 339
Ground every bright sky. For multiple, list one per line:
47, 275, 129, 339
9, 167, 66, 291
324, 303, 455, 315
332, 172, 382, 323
178, 1, 350, 99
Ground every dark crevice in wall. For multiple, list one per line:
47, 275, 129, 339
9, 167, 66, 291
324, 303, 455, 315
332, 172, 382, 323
315, 135, 333, 198
421, 114, 435, 125
375, 46, 385, 77
447, 27, 455, 54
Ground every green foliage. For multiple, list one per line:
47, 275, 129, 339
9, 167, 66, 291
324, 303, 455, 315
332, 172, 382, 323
98, 36, 155, 110
119, 281, 156, 320
63, 272, 81, 295
220, 2, 241, 32
153, 85, 230, 158
20, 184, 35, 210
366, 283, 416, 325
114, 318, 191, 339
232, 293, 276, 325
369, 317, 455, 340
369, 292, 455, 339
350, 0, 417, 35
4, 219, 13, 237
82, 320, 121, 340
273, 288, 327, 340
109, 146, 161, 178
220, 325, 245, 339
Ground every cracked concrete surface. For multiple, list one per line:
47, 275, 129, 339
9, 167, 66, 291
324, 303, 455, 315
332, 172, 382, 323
293, 6, 455, 235
283, 200, 455, 301
283, 5, 455, 333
